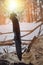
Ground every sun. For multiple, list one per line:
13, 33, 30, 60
8, 0, 17, 13
8, 0, 17, 12
4, 0, 24, 15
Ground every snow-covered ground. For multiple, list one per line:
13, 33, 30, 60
0, 22, 43, 53
0, 22, 43, 41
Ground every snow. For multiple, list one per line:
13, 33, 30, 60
0, 22, 43, 53
0, 22, 42, 41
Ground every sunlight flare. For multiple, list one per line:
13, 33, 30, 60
6, 0, 24, 13
8, 0, 17, 12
